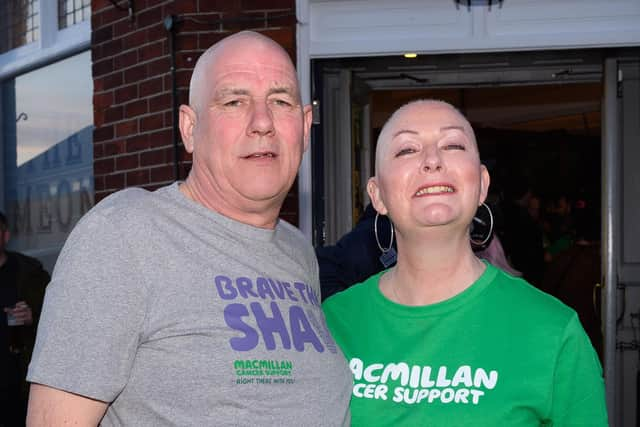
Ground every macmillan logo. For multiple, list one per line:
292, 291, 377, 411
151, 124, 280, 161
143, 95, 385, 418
233, 359, 296, 385
350, 358, 499, 405
215, 275, 337, 354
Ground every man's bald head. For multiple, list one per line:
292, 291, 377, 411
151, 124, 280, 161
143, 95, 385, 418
188, 31, 298, 111
177, 30, 311, 229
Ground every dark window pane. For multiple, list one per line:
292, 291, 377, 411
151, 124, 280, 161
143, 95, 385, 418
0, 0, 40, 54
2, 51, 94, 270
58, 0, 90, 29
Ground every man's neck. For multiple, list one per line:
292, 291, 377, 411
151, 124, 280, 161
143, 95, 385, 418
179, 179, 281, 230
0, 251, 7, 268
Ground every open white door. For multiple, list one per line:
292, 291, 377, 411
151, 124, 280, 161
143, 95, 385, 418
603, 56, 640, 427
321, 69, 352, 245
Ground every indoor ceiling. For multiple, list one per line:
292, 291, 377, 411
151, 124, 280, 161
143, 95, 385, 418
370, 83, 602, 137
318, 48, 607, 137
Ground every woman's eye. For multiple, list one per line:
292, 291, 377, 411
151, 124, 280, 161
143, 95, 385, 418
395, 148, 416, 157
444, 143, 466, 151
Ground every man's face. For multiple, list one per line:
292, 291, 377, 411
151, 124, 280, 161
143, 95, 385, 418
183, 37, 311, 218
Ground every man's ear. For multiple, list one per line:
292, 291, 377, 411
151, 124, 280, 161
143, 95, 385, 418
302, 104, 313, 153
367, 177, 388, 216
2, 229, 9, 246
179, 105, 197, 154
479, 164, 491, 205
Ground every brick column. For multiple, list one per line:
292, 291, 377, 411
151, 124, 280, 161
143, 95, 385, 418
91, 0, 299, 225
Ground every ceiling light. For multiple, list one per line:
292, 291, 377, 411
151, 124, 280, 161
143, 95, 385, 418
403, 53, 418, 59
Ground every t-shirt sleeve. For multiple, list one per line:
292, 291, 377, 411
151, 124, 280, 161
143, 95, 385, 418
549, 313, 609, 426
27, 208, 150, 402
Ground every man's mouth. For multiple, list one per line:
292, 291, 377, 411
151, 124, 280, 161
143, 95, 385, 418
245, 152, 277, 159
414, 185, 455, 196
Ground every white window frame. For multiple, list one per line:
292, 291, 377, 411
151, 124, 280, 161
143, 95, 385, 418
0, 0, 90, 80
0, 0, 90, 212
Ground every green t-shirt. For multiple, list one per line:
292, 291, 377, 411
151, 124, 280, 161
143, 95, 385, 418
323, 263, 608, 427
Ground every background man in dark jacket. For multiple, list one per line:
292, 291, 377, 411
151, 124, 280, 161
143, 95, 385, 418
0, 211, 49, 426
316, 203, 395, 301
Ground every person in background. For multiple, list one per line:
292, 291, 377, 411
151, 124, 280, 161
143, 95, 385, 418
316, 203, 395, 301
26, 31, 351, 426
544, 194, 575, 263
473, 234, 521, 277
499, 177, 545, 286
323, 100, 607, 426
542, 198, 603, 360
0, 211, 49, 427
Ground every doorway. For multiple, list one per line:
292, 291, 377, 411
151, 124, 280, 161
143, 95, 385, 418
312, 48, 640, 425
312, 48, 604, 247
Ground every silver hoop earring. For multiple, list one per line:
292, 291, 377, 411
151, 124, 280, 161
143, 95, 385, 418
375, 212, 397, 268
470, 202, 494, 247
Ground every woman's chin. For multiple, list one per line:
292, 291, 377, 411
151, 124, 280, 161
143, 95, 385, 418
412, 205, 457, 226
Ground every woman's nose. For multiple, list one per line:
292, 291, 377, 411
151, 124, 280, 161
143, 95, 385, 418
421, 146, 443, 172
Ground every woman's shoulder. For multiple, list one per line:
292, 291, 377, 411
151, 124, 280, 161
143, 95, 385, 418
323, 272, 381, 310
488, 264, 578, 322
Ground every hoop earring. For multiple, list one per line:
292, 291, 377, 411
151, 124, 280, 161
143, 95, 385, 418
470, 202, 494, 247
375, 212, 397, 268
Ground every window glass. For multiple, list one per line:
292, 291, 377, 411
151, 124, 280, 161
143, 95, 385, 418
2, 50, 93, 270
0, 0, 40, 54
58, 0, 90, 30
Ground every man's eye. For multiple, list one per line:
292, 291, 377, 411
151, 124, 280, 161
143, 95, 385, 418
272, 99, 293, 107
444, 143, 466, 151
223, 100, 242, 107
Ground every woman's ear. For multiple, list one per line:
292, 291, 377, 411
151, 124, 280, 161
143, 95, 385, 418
479, 164, 491, 205
367, 177, 388, 216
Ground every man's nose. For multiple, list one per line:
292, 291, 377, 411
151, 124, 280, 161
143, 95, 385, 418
248, 100, 275, 136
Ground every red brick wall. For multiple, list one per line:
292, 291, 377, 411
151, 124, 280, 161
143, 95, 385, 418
91, 0, 299, 224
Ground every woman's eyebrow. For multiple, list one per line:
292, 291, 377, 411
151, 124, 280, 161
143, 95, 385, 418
440, 125, 466, 133
391, 129, 419, 139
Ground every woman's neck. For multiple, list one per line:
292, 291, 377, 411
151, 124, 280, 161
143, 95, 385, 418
380, 231, 486, 306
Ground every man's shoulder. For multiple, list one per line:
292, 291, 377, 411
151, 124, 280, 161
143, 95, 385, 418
276, 218, 316, 254
86, 184, 179, 223
92, 186, 158, 214
276, 218, 306, 241
274, 219, 319, 272
63, 184, 177, 246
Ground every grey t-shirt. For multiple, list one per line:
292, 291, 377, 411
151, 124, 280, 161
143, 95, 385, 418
28, 183, 352, 426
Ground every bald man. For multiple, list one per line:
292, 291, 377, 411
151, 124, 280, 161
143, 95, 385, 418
26, 32, 352, 426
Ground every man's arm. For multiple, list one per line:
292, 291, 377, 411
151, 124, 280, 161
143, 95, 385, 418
27, 383, 108, 427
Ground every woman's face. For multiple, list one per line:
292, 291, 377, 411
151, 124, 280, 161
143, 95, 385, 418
368, 102, 489, 235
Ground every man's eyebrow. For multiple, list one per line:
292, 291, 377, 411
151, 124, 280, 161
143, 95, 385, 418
216, 88, 250, 97
215, 86, 299, 98
268, 86, 298, 97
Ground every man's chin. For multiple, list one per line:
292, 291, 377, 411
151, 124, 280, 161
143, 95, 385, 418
238, 189, 288, 208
